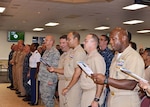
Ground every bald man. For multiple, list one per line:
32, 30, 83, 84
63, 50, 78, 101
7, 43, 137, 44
47, 35, 71, 107
61, 32, 86, 107
92, 27, 145, 107
38, 35, 60, 107
10, 40, 24, 91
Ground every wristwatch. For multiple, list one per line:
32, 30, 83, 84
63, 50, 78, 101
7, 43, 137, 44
104, 76, 108, 84
94, 98, 99, 102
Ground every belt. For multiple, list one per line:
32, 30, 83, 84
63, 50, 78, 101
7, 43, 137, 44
58, 77, 66, 80
110, 91, 138, 96
31, 68, 36, 69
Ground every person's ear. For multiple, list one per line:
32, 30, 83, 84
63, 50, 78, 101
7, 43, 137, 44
122, 35, 127, 41
147, 56, 150, 61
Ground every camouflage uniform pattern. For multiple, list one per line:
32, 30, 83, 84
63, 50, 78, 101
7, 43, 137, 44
38, 47, 60, 107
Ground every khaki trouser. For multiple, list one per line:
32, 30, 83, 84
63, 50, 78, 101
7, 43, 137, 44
81, 87, 96, 107
12, 65, 18, 89
18, 66, 26, 95
64, 80, 82, 107
58, 78, 66, 107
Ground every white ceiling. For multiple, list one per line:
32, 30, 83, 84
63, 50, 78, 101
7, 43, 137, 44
0, 0, 149, 36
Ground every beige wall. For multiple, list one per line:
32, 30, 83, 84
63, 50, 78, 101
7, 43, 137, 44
132, 34, 150, 49
0, 30, 150, 59
0, 30, 60, 59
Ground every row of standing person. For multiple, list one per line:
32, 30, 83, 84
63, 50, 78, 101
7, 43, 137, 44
7, 27, 149, 107
47, 32, 105, 107
7, 41, 44, 105
7, 36, 60, 106
7, 32, 112, 107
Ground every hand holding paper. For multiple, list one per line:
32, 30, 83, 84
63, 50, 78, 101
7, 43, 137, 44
40, 58, 51, 67
120, 67, 148, 83
77, 61, 93, 76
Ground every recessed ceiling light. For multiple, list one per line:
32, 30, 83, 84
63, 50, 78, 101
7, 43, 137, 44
137, 30, 150, 33
123, 20, 144, 25
45, 22, 59, 26
122, 4, 148, 10
0, 7, 6, 13
33, 28, 44, 31
94, 26, 110, 30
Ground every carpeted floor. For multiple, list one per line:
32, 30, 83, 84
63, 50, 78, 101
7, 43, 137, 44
0, 83, 59, 107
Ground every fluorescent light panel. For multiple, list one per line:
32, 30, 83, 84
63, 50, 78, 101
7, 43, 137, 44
0, 7, 6, 13
123, 4, 148, 10
95, 26, 110, 30
45, 22, 59, 26
123, 20, 144, 25
137, 30, 150, 33
33, 28, 44, 31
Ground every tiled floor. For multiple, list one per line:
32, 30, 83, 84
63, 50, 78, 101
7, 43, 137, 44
0, 83, 58, 107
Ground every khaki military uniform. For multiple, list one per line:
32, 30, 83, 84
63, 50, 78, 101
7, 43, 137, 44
80, 49, 106, 107
63, 45, 86, 107
108, 46, 145, 107
57, 50, 72, 107
15, 51, 21, 90
12, 51, 20, 90
17, 51, 26, 95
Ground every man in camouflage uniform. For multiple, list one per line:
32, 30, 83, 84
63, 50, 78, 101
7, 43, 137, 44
47, 35, 71, 107
38, 35, 60, 107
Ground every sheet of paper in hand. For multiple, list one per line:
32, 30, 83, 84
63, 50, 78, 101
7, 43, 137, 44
77, 61, 93, 76
27, 79, 31, 85
120, 67, 148, 82
40, 58, 51, 67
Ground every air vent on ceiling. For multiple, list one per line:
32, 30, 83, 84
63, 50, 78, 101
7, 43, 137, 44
0, 0, 12, 7
0, 0, 12, 3
0, 14, 13, 17
32, 0, 113, 3
65, 15, 81, 19
51, 0, 113, 3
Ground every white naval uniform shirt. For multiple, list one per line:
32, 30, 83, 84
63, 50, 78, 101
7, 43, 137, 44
29, 50, 41, 68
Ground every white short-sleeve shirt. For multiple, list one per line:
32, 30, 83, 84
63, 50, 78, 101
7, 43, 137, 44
29, 50, 41, 68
